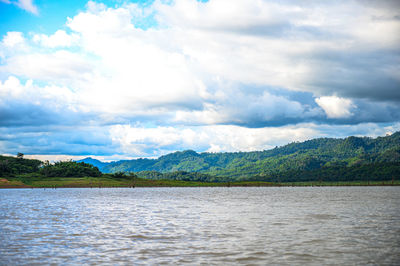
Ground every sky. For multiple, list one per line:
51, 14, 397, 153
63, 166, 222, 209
1, 0, 400, 161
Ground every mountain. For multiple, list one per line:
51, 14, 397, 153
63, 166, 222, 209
78, 132, 400, 182
78, 157, 107, 170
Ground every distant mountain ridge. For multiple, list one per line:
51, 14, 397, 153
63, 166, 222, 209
78, 157, 105, 169
78, 132, 400, 181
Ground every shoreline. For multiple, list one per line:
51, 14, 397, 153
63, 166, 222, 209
1, 182, 399, 189
1, 176, 399, 189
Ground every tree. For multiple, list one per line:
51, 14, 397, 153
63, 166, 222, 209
17, 153, 24, 159
0, 160, 11, 176
39, 161, 102, 177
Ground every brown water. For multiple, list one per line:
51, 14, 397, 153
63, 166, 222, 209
1, 187, 399, 265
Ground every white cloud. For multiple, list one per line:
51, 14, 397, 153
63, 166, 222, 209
2, 1, 399, 119
174, 89, 312, 126
23, 154, 138, 162
109, 124, 319, 157
155, 0, 291, 31
24, 154, 86, 163
0, 76, 79, 112
0, 0, 38, 14
16, 0, 38, 15
309, 122, 400, 139
33, 30, 79, 48
1, 32, 28, 59
315, 96, 355, 118
0, 0, 399, 158
153, 0, 400, 96
1, 32, 25, 47
2, 50, 95, 85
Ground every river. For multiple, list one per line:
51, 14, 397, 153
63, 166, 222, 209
1, 187, 399, 265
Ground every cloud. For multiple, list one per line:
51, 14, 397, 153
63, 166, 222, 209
174, 86, 322, 127
315, 96, 355, 118
0, 32, 27, 60
33, 30, 79, 48
3, 120, 400, 160
154, 0, 400, 100
0, 125, 117, 157
0, 0, 38, 15
0, 76, 92, 127
16, 0, 38, 14
1, 50, 95, 85
1, 32, 25, 47
108, 121, 400, 158
2, 0, 398, 123
303, 49, 400, 101
1, 0, 400, 158
109, 124, 320, 157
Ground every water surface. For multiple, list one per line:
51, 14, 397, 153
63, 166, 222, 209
1, 187, 399, 265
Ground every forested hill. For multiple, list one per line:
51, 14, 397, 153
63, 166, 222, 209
79, 132, 400, 180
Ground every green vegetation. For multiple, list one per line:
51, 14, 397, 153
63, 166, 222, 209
40, 161, 102, 177
80, 132, 400, 183
0, 175, 398, 188
136, 170, 216, 182
286, 180, 400, 186
1, 132, 399, 188
244, 161, 400, 183
0, 155, 42, 177
0, 174, 275, 188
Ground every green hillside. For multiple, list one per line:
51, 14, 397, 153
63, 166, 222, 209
2, 132, 399, 184
0, 155, 42, 177
79, 132, 400, 181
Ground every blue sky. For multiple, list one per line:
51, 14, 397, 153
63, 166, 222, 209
0, 0, 155, 35
1, 0, 400, 161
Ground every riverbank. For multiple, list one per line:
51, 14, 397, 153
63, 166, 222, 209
1, 177, 399, 188
0, 177, 277, 188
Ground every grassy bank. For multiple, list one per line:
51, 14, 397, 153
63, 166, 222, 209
1, 176, 399, 188
0, 176, 275, 188
278, 180, 400, 186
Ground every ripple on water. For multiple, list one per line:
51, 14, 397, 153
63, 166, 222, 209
0, 187, 399, 265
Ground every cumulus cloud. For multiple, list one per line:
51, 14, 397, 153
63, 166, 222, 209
1, 32, 25, 47
108, 121, 400, 158
1, 50, 95, 85
153, 0, 400, 100
0, 76, 90, 127
0, 32, 27, 60
2, 0, 399, 123
33, 30, 79, 48
109, 124, 320, 157
174, 87, 321, 127
315, 96, 355, 119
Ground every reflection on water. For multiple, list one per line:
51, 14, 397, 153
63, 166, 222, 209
1, 187, 399, 265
